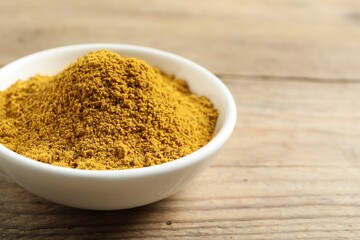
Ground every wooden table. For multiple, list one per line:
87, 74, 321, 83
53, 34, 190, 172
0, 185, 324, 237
2, 1, 360, 239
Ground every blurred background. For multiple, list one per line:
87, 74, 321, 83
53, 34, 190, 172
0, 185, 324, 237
2, 0, 360, 78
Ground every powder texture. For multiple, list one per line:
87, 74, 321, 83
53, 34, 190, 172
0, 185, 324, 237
0, 50, 218, 170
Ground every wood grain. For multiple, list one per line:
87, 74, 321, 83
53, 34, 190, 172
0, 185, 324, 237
1, 0, 360, 239
2, 0, 360, 79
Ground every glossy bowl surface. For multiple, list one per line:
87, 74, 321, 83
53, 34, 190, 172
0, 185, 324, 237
0, 44, 236, 210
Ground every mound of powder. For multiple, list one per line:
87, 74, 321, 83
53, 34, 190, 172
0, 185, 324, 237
0, 50, 218, 170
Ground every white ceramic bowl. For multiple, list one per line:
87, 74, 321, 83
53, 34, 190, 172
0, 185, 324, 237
0, 44, 236, 210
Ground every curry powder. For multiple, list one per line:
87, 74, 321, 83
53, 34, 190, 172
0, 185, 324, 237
0, 50, 218, 170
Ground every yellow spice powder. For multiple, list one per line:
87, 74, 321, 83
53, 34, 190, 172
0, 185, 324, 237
0, 50, 218, 170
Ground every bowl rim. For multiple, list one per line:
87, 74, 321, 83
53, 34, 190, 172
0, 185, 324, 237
0, 43, 237, 178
